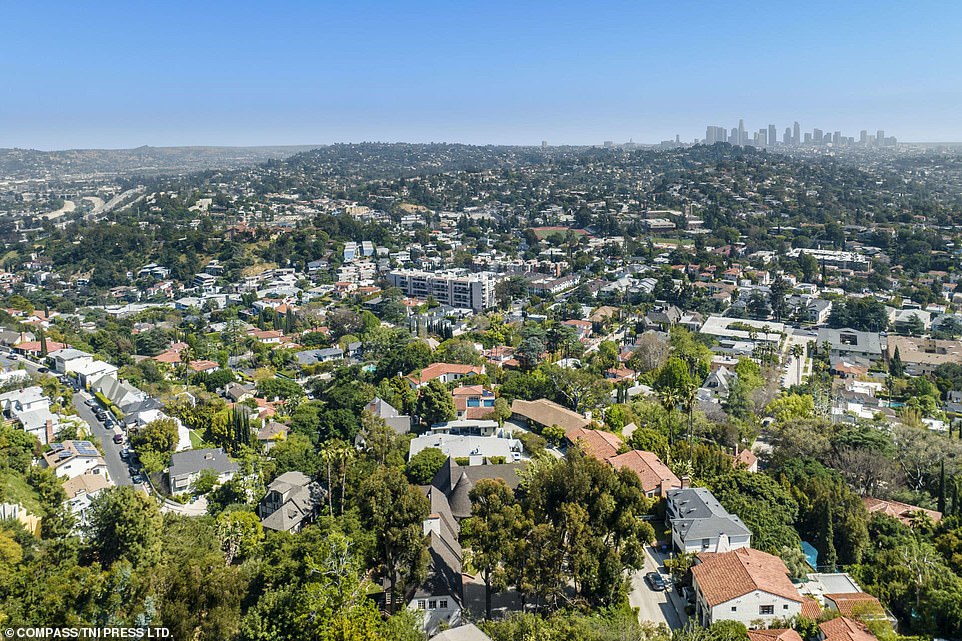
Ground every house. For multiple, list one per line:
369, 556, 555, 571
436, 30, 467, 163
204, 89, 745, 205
890, 308, 931, 333
62, 473, 111, 529
747, 631, 803, 641
862, 497, 942, 526
431, 457, 523, 520
409, 434, 520, 466
168, 448, 239, 494
408, 363, 485, 389
257, 471, 323, 533
364, 397, 412, 434
816, 327, 883, 363
429, 624, 493, 641
733, 447, 758, 473
566, 428, 623, 461
510, 398, 590, 434
451, 385, 496, 420
562, 318, 593, 340
48, 348, 94, 374
819, 617, 878, 641
822, 593, 885, 619
691, 547, 803, 627
41, 441, 109, 481
0, 385, 60, 444
804, 299, 833, 325
885, 335, 962, 376
91, 374, 146, 409
257, 421, 290, 451
607, 450, 681, 498
702, 366, 737, 400
225, 382, 255, 404
666, 487, 752, 553
412, 486, 464, 634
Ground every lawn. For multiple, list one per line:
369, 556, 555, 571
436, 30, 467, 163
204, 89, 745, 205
188, 429, 209, 449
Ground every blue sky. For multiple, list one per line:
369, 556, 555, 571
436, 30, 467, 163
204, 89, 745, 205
2, 1, 961, 148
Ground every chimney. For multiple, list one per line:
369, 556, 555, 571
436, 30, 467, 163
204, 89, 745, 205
45, 419, 53, 444
681, 475, 691, 489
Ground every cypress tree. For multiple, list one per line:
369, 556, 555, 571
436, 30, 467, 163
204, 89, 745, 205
939, 461, 947, 514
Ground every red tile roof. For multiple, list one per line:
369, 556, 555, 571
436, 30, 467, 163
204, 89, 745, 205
819, 617, 878, 641
567, 428, 623, 461
607, 450, 680, 494
748, 630, 803, 641
801, 597, 822, 620
408, 362, 483, 385
824, 593, 885, 618
692, 548, 802, 607
863, 497, 942, 526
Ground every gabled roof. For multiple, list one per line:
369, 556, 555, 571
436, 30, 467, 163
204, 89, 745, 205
747, 630, 803, 641
692, 547, 802, 607
567, 428, 623, 461
510, 398, 590, 433
824, 592, 885, 618
819, 617, 878, 641
607, 450, 680, 493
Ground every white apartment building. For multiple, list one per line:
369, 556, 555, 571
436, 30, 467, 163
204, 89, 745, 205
387, 269, 501, 311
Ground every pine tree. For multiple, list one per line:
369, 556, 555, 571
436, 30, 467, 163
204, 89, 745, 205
39, 330, 48, 357
938, 460, 946, 514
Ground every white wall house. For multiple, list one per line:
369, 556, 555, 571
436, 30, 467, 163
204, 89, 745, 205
691, 548, 804, 628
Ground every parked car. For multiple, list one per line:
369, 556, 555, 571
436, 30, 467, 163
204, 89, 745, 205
85, 398, 97, 407
112, 433, 124, 445
119, 448, 130, 461
37, 366, 49, 373
645, 572, 666, 591
132, 474, 145, 484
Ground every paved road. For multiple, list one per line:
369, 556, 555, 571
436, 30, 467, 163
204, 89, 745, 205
781, 329, 814, 388
73, 391, 133, 487
628, 547, 684, 630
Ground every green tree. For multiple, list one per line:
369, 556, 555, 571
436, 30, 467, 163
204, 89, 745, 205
215, 509, 264, 565
84, 486, 163, 568
358, 466, 429, 613
462, 479, 524, 619
416, 379, 456, 426
405, 447, 448, 485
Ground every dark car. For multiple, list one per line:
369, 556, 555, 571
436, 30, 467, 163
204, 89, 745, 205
645, 572, 666, 591
119, 449, 130, 461
132, 474, 145, 484
112, 433, 124, 444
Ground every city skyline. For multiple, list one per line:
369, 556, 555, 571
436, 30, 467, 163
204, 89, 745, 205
703, 119, 898, 149
2, 1, 962, 149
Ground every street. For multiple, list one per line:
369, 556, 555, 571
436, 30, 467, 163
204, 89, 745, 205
72, 390, 133, 487
627, 546, 686, 630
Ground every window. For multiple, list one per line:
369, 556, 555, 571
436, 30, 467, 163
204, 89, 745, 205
701, 538, 711, 549
783, 604, 789, 610
731, 606, 737, 612
439, 599, 448, 609
417, 600, 426, 610
760, 605, 774, 615
429, 600, 437, 610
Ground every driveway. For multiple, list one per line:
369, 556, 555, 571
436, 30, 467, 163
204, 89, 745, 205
628, 546, 686, 630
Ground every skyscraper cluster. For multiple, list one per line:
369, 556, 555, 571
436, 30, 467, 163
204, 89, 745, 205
704, 119, 897, 148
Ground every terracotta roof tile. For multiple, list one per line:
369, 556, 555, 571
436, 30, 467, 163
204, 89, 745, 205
692, 548, 802, 607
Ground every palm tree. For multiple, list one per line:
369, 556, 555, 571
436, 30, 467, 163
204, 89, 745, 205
790, 344, 805, 384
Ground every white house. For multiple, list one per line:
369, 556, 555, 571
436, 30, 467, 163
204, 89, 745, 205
41, 441, 109, 481
61, 473, 112, 529
691, 548, 804, 627
665, 488, 752, 553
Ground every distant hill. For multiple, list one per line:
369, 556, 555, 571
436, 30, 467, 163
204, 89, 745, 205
0, 145, 323, 180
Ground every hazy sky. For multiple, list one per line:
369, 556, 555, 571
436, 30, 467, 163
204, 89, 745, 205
3, 1, 961, 149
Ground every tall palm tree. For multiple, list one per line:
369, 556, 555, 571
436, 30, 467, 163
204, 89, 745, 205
790, 344, 805, 384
